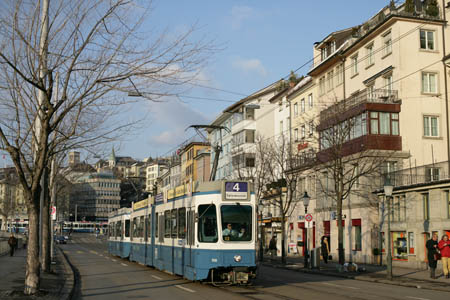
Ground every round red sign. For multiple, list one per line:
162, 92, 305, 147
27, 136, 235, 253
305, 214, 313, 222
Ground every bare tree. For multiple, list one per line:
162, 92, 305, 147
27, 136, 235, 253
257, 133, 302, 264
0, 0, 215, 294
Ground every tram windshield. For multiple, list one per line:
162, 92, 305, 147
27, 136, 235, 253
221, 205, 252, 242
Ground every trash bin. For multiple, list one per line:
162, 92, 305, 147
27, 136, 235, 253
310, 248, 320, 268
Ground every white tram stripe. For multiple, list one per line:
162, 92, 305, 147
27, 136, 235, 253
152, 275, 162, 280
175, 285, 195, 293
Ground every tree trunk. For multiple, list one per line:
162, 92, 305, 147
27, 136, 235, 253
25, 203, 40, 294
41, 167, 51, 272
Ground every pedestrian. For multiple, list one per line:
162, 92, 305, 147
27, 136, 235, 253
269, 236, 277, 260
23, 233, 28, 250
438, 234, 450, 278
8, 233, 17, 257
321, 236, 330, 264
426, 233, 439, 279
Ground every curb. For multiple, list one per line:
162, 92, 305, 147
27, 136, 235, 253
262, 263, 450, 293
57, 247, 76, 300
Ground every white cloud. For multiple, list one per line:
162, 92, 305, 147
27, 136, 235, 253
230, 5, 254, 30
232, 57, 267, 77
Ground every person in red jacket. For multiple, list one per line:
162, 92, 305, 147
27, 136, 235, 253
438, 234, 450, 278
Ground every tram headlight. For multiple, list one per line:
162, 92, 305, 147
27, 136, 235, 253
234, 255, 242, 262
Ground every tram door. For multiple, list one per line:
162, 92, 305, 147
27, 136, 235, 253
186, 208, 195, 267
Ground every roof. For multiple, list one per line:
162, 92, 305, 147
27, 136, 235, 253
287, 76, 313, 98
314, 27, 354, 49
268, 86, 289, 103
223, 80, 279, 113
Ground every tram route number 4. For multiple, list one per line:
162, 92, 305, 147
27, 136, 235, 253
225, 182, 248, 200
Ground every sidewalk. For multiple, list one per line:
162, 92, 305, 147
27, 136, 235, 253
261, 255, 450, 292
0, 247, 74, 300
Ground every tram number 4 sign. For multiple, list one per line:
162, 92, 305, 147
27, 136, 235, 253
225, 182, 248, 200
305, 214, 313, 222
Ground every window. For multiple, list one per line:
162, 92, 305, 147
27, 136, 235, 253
392, 113, 399, 135
301, 99, 305, 113
351, 219, 362, 251
366, 43, 374, 66
327, 70, 334, 90
309, 122, 314, 136
139, 216, 144, 238
384, 74, 393, 94
301, 125, 306, 139
294, 103, 298, 116
171, 209, 177, 238
423, 193, 430, 220
308, 93, 313, 107
392, 232, 408, 260
319, 76, 325, 95
164, 210, 171, 238
198, 204, 217, 243
351, 54, 358, 76
423, 115, 439, 137
221, 205, 252, 242
147, 215, 151, 239
178, 208, 186, 239
321, 47, 328, 61
446, 191, 450, 219
392, 195, 406, 222
367, 85, 375, 101
421, 72, 437, 93
294, 128, 299, 141
336, 64, 344, 85
125, 219, 130, 238
425, 167, 440, 182
245, 107, 255, 120
420, 30, 435, 50
331, 41, 336, 53
382, 31, 392, 56
370, 112, 379, 134
380, 112, 390, 135
408, 232, 415, 255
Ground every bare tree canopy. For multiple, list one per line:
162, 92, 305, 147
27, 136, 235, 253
0, 0, 216, 294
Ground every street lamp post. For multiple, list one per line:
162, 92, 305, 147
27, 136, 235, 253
302, 191, 311, 268
383, 183, 393, 280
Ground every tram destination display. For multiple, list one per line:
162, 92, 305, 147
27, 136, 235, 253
224, 181, 248, 200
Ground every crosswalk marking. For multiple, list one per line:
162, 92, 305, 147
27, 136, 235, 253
175, 285, 195, 293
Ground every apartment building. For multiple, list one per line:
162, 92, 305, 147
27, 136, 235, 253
145, 161, 168, 193
286, 1, 450, 264
179, 142, 210, 184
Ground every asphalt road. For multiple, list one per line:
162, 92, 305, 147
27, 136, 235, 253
61, 234, 450, 300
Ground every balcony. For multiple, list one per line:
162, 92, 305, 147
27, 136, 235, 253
319, 88, 399, 126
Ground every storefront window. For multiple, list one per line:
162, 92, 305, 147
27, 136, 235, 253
392, 231, 407, 260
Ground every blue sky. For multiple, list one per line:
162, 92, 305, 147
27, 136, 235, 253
107, 0, 392, 161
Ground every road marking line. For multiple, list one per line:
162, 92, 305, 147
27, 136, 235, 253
76, 250, 84, 254
112, 259, 117, 262
90, 250, 98, 254
406, 297, 430, 300
321, 282, 359, 290
99, 254, 103, 257
121, 263, 128, 267
152, 275, 162, 280
175, 285, 195, 293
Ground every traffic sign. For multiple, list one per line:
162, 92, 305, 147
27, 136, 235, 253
305, 221, 313, 228
305, 214, 313, 222
51, 206, 56, 221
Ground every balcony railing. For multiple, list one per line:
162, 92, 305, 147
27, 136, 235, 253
320, 88, 399, 123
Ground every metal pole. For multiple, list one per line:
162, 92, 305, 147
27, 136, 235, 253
387, 196, 392, 280
304, 206, 308, 268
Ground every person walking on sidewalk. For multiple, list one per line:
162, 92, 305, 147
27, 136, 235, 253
438, 234, 450, 278
269, 236, 277, 260
321, 236, 330, 264
426, 234, 439, 279
8, 234, 17, 257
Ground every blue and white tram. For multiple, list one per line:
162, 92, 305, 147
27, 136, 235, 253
108, 180, 257, 284
108, 208, 132, 258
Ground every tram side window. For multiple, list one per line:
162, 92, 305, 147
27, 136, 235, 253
125, 220, 130, 238
116, 221, 122, 238
159, 214, 165, 243
164, 210, 171, 238
198, 204, 218, 243
139, 216, 144, 238
178, 208, 186, 239
171, 209, 177, 238
155, 213, 158, 238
